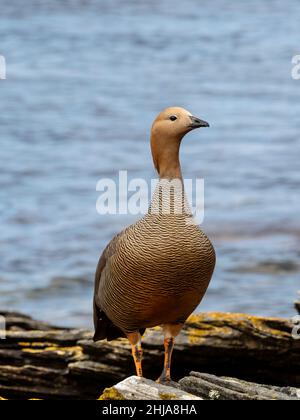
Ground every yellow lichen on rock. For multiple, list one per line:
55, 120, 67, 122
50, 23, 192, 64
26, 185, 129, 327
98, 387, 125, 400
18, 342, 56, 348
159, 392, 178, 400
186, 312, 291, 345
22, 345, 83, 358
188, 326, 232, 344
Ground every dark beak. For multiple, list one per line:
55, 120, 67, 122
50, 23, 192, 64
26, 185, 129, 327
189, 115, 210, 129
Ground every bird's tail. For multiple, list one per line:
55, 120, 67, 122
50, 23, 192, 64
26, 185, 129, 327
93, 301, 126, 341
93, 300, 145, 341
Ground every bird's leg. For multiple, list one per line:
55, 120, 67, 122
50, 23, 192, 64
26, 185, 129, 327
157, 323, 183, 384
159, 337, 175, 383
132, 342, 143, 377
127, 332, 143, 377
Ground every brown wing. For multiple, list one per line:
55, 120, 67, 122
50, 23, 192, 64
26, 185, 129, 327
93, 232, 126, 341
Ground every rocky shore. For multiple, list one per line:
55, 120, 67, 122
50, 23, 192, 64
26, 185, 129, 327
0, 305, 299, 400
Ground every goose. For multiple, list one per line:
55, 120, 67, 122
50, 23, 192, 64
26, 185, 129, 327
93, 107, 216, 383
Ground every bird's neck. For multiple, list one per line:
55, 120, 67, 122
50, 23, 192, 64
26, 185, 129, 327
151, 133, 183, 181
149, 133, 194, 217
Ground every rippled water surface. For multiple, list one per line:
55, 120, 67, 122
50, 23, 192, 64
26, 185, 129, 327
1, 0, 300, 327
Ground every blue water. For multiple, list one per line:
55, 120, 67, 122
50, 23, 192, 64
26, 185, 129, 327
0, 0, 299, 327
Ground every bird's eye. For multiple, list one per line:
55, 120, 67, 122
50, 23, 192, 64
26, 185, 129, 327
169, 115, 177, 121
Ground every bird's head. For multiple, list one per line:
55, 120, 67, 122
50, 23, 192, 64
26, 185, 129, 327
150, 107, 209, 178
151, 107, 209, 141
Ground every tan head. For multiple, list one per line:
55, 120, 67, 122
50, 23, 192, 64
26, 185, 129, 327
150, 107, 209, 179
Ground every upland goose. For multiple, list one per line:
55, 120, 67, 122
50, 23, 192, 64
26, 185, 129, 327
94, 107, 215, 383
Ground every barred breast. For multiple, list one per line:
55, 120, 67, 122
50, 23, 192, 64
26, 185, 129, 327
96, 213, 215, 334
